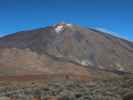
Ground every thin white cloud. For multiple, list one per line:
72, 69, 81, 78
95, 27, 116, 35
93, 27, 129, 40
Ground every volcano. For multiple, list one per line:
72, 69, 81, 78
0, 23, 133, 100
0, 23, 132, 78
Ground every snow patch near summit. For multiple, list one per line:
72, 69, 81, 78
55, 25, 64, 33
66, 23, 72, 27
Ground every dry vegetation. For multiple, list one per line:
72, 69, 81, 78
0, 75, 132, 100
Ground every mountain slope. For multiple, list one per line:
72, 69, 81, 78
0, 23, 133, 76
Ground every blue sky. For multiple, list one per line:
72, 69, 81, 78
0, 0, 133, 41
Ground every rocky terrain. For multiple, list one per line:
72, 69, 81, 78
0, 76, 133, 100
0, 23, 133, 100
0, 23, 133, 73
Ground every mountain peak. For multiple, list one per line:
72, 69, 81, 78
53, 22, 73, 33
55, 22, 72, 26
